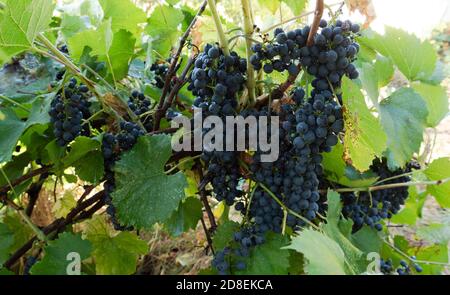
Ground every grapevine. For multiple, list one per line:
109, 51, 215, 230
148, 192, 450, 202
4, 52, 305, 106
0, 0, 448, 278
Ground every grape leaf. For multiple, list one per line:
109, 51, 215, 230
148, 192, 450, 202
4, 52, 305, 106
146, 4, 184, 55
3, 212, 34, 253
60, 14, 88, 39
284, 228, 347, 275
68, 21, 136, 81
63, 136, 101, 166
424, 157, 450, 208
0, 0, 55, 60
212, 221, 239, 251
73, 150, 105, 184
322, 142, 377, 187
112, 135, 187, 229
99, 0, 146, 35
373, 55, 394, 87
282, 0, 308, 15
165, 197, 203, 237
417, 223, 450, 245
237, 233, 290, 275
257, 0, 281, 15
361, 27, 437, 82
31, 232, 92, 275
323, 190, 366, 274
53, 191, 77, 219
0, 224, 14, 265
379, 87, 428, 168
411, 82, 448, 127
350, 226, 382, 254
342, 77, 387, 171
83, 215, 148, 275
358, 62, 379, 106
0, 95, 51, 163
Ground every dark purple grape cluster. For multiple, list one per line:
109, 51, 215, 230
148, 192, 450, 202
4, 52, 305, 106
101, 121, 145, 231
341, 158, 414, 232
49, 78, 91, 146
250, 19, 360, 78
188, 44, 248, 206
380, 257, 423, 275
212, 226, 265, 275
127, 90, 153, 131
188, 43, 247, 116
150, 62, 169, 89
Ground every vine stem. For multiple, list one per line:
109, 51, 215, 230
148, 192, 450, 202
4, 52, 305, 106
207, 0, 230, 55
306, 0, 324, 46
153, 0, 207, 130
332, 177, 450, 193
241, 0, 256, 104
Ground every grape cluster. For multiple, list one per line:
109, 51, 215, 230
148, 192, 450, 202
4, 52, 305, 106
212, 226, 265, 275
127, 90, 153, 131
23, 256, 38, 275
189, 43, 247, 116
150, 62, 169, 89
102, 121, 145, 230
188, 44, 247, 205
250, 19, 360, 103
49, 78, 91, 146
341, 158, 414, 232
380, 258, 423, 275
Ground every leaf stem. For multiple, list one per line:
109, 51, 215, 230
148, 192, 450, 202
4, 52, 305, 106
0, 95, 31, 112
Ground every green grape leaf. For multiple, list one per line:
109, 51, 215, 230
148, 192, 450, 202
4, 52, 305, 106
3, 212, 34, 253
165, 197, 203, 237
146, 4, 184, 55
417, 223, 450, 245
285, 228, 347, 275
411, 82, 448, 127
99, 0, 146, 35
73, 150, 105, 184
323, 190, 366, 274
361, 27, 437, 82
373, 55, 394, 87
358, 62, 379, 106
237, 233, 290, 275
322, 142, 377, 187
390, 187, 424, 225
53, 191, 77, 219
0, 268, 14, 275
0, 95, 51, 163
60, 14, 88, 39
212, 221, 239, 251
63, 136, 101, 166
424, 157, 450, 208
257, 0, 281, 14
413, 244, 448, 275
84, 215, 148, 275
68, 21, 136, 81
342, 77, 387, 171
31, 232, 92, 275
350, 226, 382, 254
282, 0, 308, 15
112, 135, 187, 229
0, 223, 15, 265
0, 0, 55, 61
379, 87, 428, 168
